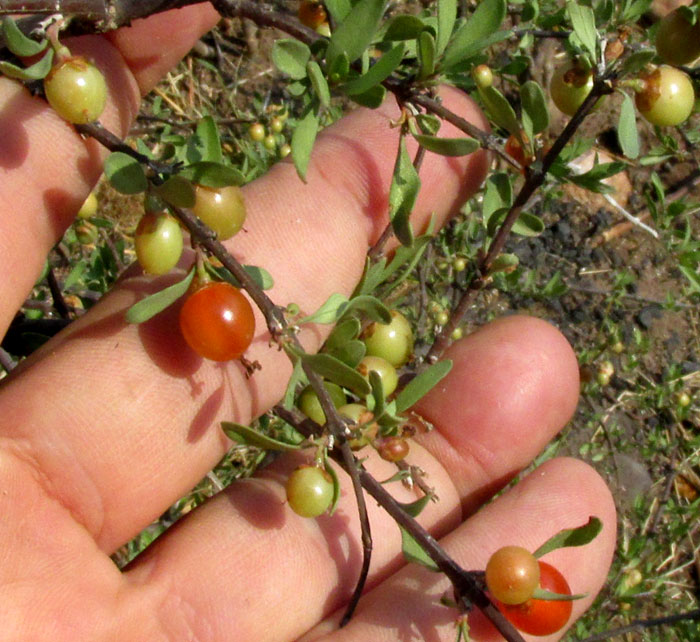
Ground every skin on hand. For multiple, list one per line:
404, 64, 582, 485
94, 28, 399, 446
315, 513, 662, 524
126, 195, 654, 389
0, 4, 616, 641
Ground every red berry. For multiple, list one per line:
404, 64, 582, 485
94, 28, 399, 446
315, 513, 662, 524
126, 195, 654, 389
179, 281, 255, 361
495, 561, 573, 636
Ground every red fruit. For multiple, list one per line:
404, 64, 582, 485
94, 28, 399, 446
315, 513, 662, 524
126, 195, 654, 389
179, 281, 255, 361
495, 561, 573, 636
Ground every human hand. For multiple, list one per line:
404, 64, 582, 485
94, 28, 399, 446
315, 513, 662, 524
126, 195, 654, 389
0, 5, 616, 640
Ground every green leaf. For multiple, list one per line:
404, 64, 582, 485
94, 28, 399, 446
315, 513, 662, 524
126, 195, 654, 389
301, 353, 371, 395
621, 49, 655, 75
617, 92, 639, 160
326, 0, 388, 67
368, 369, 386, 417
153, 175, 196, 209
0, 48, 53, 80
531, 588, 587, 601
104, 152, 148, 195
327, 51, 350, 84
388, 136, 420, 246
395, 360, 452, 413
291, 105, 320, 182
418, 30, 436, 79
412, 134, 479, 157
341, 43, 405, 96
222, 422, 304, 451
566, 1, 598, 61
380, 230, 433, 297
478, 84, 520, 137
350, 84, 386, 108
326, 339, 366, 368
533, 516, 603, 558
400, 527, 440, 571
306, 60, 331, 107
399, 494, 432, 517
441, 0, 506, 69
324, 317, 362, 351
2, 17, 47, 57
325, 0, 352, 22
483, 172, 513, 226
272, 39, 311, 80
382, 15, 427, 41
416, 113, 441, 135
436, 0, 457, 56
342, 295, 392, 323
178, 161, 244, 188
299, 293, 349, 325
125, 268, 195, 324
520, 80, 549, 139
325, 460, 342, 515
205, 262, 274, 291
187, 115, 223, 164
512, 211, 545, 237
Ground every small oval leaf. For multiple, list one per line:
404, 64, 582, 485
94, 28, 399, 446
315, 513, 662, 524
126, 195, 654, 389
222, 421, 304, 450
412, 133, 480, 156
104, 151, 148, 195
2, 17, 47, 57
395, 360, 453, 413
125, 268, 195, 324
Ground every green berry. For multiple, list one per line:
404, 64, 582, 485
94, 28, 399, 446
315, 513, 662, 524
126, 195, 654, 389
362, 310, 414, 367
298, 382, 346, 425
358, 356, 398, 397
249, 122, 266, 142
193, 184, 247, 241
550, 61, 595, 117
286, 465, 334, 518
655, 8, 700, 66
134, 212, 183, 275
44, 56, 107, 124
636, 65, 695, 127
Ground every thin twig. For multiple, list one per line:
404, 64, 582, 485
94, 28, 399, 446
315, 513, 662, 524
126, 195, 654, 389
576, 608, 700, 642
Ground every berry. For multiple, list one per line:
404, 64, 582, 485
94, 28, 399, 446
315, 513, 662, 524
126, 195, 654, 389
179, 281, 255, 361
485, 546, 541, 605
472, 64, 493, 89
358, 356, 399, 397
298, 0, 328, 30
298, 382, 347, 425
339, 404, 376, 449
452, 257, 467, 272
193, 184, 247, 241
270, 116, 285, 134
75, 222, 97, 244
77, 192, 98, 219
636, 65, 695, 127
377, 436, 409, 462
362, 310, 414, 367
435, 311, 449, 326
263, 134, 277, 150
249, 122, 266, 142
450, 326, 463, 341
286, 465, 334, 518
495, 561, 573, 636
43, 56, 107, 124
655, 8, 700, 66
505, 133, 535, 170
550, 61, 595, 117
279, 143, 292, 158
134, 212, 183, 275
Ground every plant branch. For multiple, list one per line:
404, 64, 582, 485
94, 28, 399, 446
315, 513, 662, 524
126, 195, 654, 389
577, 608, 700, 642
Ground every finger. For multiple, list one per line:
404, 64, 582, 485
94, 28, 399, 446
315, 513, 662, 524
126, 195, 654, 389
0, 4, 219, 334
302, 458, 617, 642
0, 87, 490, 552
118, 317, 586, 642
